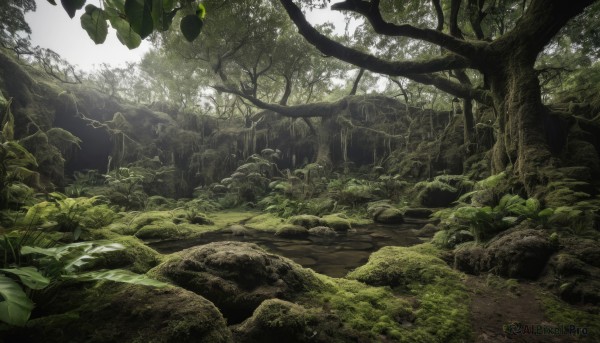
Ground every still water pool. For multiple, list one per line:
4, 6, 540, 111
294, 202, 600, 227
149, 218, 433, 277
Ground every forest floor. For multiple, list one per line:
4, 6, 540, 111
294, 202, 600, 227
466, 275, 584, 343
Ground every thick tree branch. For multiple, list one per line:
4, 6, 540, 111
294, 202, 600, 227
279, 0, 474, 76
431, 0, 444, 31
213, 85, 348, 118
328, 0, 484, 59
467, 0, 486, 40
449, 0, 464, 38
492, 0, 596, 61
407, 73, 492, 105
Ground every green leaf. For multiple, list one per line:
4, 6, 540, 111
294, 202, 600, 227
0, 267, 50, 290
108, 15, 142, 49
196, 3, 206, 19
151, 0, 163, 29
537, 208, 555, 218
60, 0, 86, 18
21, 245, 60, 258
124, 0, 154, 39
0, 275, 34, 326
80, 4, 108, 44
525, 198, 540, 213
63, 269, 168, 287
105, 0, 126, 13
180, 15, 203, 42
47, 0, 58, 5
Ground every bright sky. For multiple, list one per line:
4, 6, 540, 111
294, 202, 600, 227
26, 0, 151, 71
25, 1, 348, 72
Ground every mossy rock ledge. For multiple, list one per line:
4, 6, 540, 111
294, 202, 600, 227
454, 227, 557, 279
150, 241, 323, 323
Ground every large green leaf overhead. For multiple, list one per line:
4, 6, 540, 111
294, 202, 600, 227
108, 15, 143, 49
80, 4, 109, 44
180, 14, 203, 42
125, 0, 154, 39
60, 0, 86, 18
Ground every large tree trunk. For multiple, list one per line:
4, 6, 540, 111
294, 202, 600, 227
488, 56, 557, 195
315, 116, 336, 167
483, 0, 592, 196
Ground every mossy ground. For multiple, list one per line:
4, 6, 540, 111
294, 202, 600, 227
540, 293, 600, 342
244, 213, 288, 231
345, 243, 472, 342
110, 209, 257, 240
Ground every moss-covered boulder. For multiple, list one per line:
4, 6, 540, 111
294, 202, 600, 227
150, 242, 322, 323
373, 207, 404, 224
308, 226, 337, 237
540, 237, 600, 306
5, 282, 232, 343
416, 180, 460, 207
275, 225, 309, 238
454, 228, 556, 279
562, 237, 600, 268
321, 214, 351, 232
233, 299, 318, 343
82, 233, 163, 273
348, 245, 451, 289
288, 215, 323, 229
345, 244, 471, 342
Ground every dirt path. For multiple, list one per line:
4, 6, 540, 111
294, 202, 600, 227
466, 275, 573, 343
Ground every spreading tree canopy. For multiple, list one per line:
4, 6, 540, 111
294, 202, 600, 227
48, 0, 600, 195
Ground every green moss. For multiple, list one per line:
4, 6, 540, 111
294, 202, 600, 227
540, 293, 600, 342
415, 180, 460, 207
244, 213, 287, 232
321, 213, 352, 231
127, 211, 174, 231
134, 222, 196, 240
10, 282, 232, 343
288, 214, 323, 228
118, 210, 256, 239
307, 275, 413, 341
207, 210, 257, 228
346, 244, 471, 342
236, 299, 317, 342
274, 225, 309, 238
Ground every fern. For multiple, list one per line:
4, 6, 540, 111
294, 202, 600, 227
0, 240, 168, 327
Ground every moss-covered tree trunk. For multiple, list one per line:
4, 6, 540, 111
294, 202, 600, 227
488, 60, 555, 194
315, 116, 337, 168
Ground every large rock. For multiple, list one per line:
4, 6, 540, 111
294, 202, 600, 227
308, 226, 337, 237
5, 283, 231, 343
540, 238, 600, 305
454, 228, 556, 279
275, 225, 309, 238
288, 215, 323, 229
233, 299, 317, 343
416, 181, 460, 207
151, 242, 322, 323
373, 207, 404, 224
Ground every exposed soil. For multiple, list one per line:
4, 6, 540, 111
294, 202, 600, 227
466, 275, 581, 343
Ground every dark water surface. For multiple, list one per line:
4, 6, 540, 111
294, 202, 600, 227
148, 218, 432, 277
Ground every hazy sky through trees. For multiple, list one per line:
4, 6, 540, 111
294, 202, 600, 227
25, 1, 347, 71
